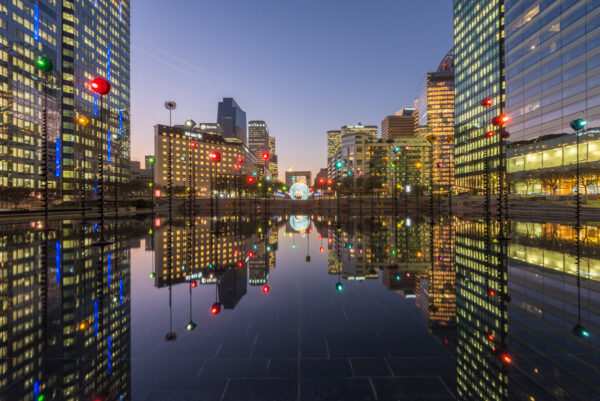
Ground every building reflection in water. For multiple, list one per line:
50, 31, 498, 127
153, 216, 281, 311
455, 219, 600, 401
0, 220, 134, 401
2, 214, 598, 400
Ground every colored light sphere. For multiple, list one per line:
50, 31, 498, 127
570, 119, 587, 131
335, 282, 344, 292
90, 77, 111, 95
77, 116, 90, 126
211, 302, 221, 315
237, 156, 244, 164
262, 285, 270, 293
481, 97, 493, 107
261, 152, 270, 160
209, 151, 221, 162
35, 56, 53, 72
491, 114, 510, 126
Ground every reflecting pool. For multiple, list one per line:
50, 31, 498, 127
0, 215, 598, 400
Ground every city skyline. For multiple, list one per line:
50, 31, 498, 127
130, 0, 453, 177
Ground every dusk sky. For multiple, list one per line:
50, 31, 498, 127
131, 0, 453, 178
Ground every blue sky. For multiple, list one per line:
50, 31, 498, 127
131, 0, 453, 178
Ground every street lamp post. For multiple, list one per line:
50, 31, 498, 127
147, 156, 156, 216
90, 77, 111, 243
77, 115, 90, 217
34, 56, 53, 223
570, 118, 588, 338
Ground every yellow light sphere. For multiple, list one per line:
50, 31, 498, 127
77, 116, 90, 126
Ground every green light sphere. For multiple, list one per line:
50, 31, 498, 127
35, 56, 53, 72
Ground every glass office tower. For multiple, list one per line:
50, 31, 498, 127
217, 97, 247, 144
505, 1, 600, 142
0, 0, 131, 202
453, 0, 505, 192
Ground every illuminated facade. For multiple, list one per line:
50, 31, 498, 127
365, 138, 431, 196
508, 131, 600, 195
248, 120, 269, 158
0, 0, 131, 201
154, 124, 257, 196
268, 136, 278, 179
327, 130, 341, 166
453, 0, 505, 192
415, 50, 455, 192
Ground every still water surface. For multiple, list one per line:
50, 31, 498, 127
1, 215, 598, 400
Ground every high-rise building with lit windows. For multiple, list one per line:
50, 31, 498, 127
415, 50, 455, 193
0, 0, 131, 201
154, 124, 257, 196
453, 0, 505, 192
248, 120, 269, 157
327, 130, 341, 166
268, 136, 278, 179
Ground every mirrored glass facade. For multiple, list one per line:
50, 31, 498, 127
505, 0, 600, 142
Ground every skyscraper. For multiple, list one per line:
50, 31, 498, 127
327, 130, 342, 165
415, 50, 455, 192
454, 0, 505, 192
268, 136, 278, 178
381, 108, 416, 140
0, 1, 131, 201
248, 120, 269, 157
217, 98, 247, 144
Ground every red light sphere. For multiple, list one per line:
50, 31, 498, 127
319, 247, 325, 253
237, 261, 243, 268
209, 151, 221, 163
190, 141, 197, 149
318, 178, 325, 185
248, 251, 255, 258
327, 179, 333, 185
211, 302, 221, 315
191, 280, 197, 288
488, 289, 496, 297
481, 97, 493, 107
502, 354, 512, 364
262, 285, 270, 293
492, 114, 510, 126
233, 249, 239, 256
233, 164, 239, 170
261, 152, 270, 161
247, 176, 255, 184
90, 77, 111, 95
237, 156, 244, 164
485, 131, 495, 138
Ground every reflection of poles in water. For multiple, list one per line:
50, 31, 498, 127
165, 200, 176, 341
306, 225, 311, 263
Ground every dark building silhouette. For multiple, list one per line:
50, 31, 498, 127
217, 98, 247, 144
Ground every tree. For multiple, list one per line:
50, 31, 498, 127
0, 187, 32, 208
540, 170, 562, 196
580, 166, 600, 202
